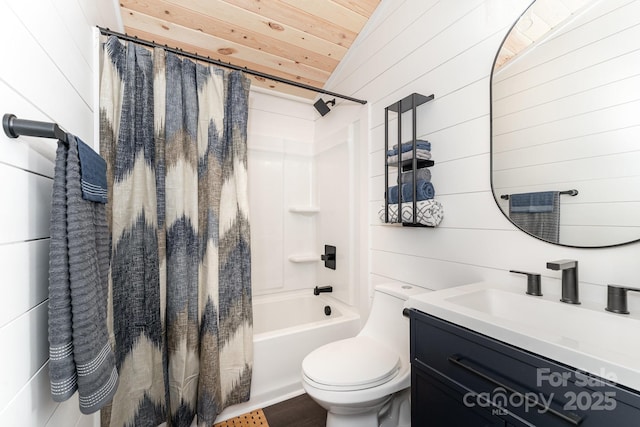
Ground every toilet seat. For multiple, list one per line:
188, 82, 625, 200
302, 336, 400, 391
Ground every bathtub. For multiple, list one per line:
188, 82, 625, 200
217, 289, 361, 421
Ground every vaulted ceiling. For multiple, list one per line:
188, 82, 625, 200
118, 0, 381, 99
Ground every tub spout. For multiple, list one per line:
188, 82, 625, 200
314, 285, 333, 295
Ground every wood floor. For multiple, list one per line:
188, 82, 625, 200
262, 393, 327, 427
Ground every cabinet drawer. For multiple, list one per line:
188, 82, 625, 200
412, 363, 506, 426
410, 310, 640, 426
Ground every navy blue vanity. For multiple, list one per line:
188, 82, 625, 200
409, 309, 640, 426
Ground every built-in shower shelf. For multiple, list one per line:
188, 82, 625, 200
288, 206, 320, 214
288, 254, 320, 263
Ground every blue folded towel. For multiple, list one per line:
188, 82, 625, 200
387, 140, 431, 156
76, 137, 108, 204
509, 191, 556, 213
388, 179, 435, 203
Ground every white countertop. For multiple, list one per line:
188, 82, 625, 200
405, 281, 640, 391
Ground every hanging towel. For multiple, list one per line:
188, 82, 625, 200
509, 191, 560, 243
387, 149, 432, 165
388, 179, 435, 204
387, 140, 431, 156
77, 139, 108, 203
379, 199, 444, 226
48, 135, 118, 414
509, 191, 555, 213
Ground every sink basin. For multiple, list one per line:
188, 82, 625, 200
446, 288, 640, 355
406, 282, 640, 391
446, 288, 542, 318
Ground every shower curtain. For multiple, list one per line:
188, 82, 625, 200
99, 36, 252, 427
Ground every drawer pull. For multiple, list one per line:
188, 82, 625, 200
448, 354, 582, 425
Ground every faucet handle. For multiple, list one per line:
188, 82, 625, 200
510, 270, 542, 296
605, 285, 640, 314
321, 245, 336, 270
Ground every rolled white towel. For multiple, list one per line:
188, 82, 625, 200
379, 199, 444, 227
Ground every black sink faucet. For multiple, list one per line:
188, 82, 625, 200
546, 259, 580, 304
314, 285, 333, 296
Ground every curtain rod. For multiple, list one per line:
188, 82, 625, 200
97, 27, 367, 105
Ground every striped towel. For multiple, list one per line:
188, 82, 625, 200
77, 139, 108, 203
48, 135, 118, 414
509, 191, 560, 243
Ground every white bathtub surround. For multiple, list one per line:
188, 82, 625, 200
247, 89, 364, 310
246, 89, 315, 293
237, 76, 365, 422
216, 290, 360, 422
314, 123, 360, 306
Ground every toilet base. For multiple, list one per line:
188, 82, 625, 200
326, 410, 380, 427
322, 389, 410, 427
379, 389, 411, 427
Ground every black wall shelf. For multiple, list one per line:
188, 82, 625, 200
383, 92, 435, 227
388, 93, 434, 114
400, 159, 434, 171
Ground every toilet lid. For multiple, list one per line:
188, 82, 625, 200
302, 336, 400, 391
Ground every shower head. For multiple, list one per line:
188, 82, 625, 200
313, 98, 336, 116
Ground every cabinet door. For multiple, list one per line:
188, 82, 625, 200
413, 365, 505, 427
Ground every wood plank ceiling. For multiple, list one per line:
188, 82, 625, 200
118, 0, 381, 99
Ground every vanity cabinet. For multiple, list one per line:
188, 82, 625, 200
409, 309, 640, 426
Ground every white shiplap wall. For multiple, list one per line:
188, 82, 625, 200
0, 0, 121, 425
324, 0, 640, 314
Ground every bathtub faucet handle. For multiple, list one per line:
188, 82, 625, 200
321, 245, 336, 270
314, 285, 333, 295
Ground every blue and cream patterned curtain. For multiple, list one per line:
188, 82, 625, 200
99, 36, 252, 427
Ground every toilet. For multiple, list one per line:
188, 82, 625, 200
301, 282, 427, 427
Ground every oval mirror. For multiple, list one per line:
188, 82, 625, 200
491, 0, 640, 248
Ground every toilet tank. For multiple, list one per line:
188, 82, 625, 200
358, 282, 429, 359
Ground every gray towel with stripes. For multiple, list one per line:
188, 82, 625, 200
48, 135, 118, 414
509, 191, 560, 243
